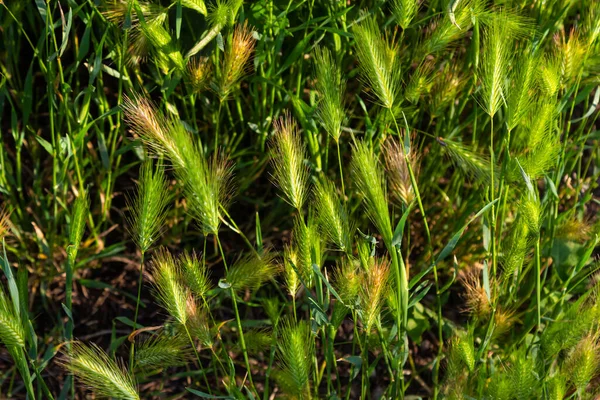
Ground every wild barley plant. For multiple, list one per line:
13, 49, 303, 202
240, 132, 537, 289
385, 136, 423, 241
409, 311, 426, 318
352, 18, 444, 390
384, 138, 418, 207
124, 94, 262, 391
352, 14, 401, 111
216, 23, 256, 102
134, 332, 192, 371
213, 22, 256, 152
269, 113, 310, 212
273, 320, 314, 400
150, 249, 190, 327
478, 11, 513, 286
61, 342, 140, 400
351, 142, 409, 391
62, 194, 89, 396
186, 56, 213, 94
126, 159, 170, 366
123, 95, 232, 236
0, 274, 36, 398
313, 46, 347, 195
392, 0, 419, 30
4, 1, 600, 398
314, 178, 353, 253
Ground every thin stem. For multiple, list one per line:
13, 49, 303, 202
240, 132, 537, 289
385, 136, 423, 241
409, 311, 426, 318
129, 250, 145, 371
216, 235, 256, 392
361, 330, 369, 400
183, 323, 205, 378
65, 250, 76, 343
336, 140, 346, 200
65, 248, 76, 400
215, 102, 223, 154
489, 116, 497, 277
535, 236, 541, 332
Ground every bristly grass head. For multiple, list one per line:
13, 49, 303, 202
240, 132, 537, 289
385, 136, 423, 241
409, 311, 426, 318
333, 260, 360, 307
352, 13, 402, 110
240, 329, 272, 355
538, 53, 562, 97
564, 334, 600, 392
428, 64, 467, 118
313, 46, 346, 142
358, 258, 390, 332
439, 137, 496, 184
126, 159, 171, 253
392, 0, 419, 30
181, 0, 208, 15
547, 373, 568, 400
314, 177, 353, 253
274, 319, 314, 399
0, 207, 11, 241
291, 215, 321, 289
419, 0, 486, 55
60, 342, 139, 400
184, 152, 234, 235
103, 0, 167, 29
283, 246, 300, 298
134, 332, 191, 371
459, 268, 491, 320
405, 60, 435, 104
149, 248, 190, 325
207, 0, 242, 27
122, 95, 181, 165
518, 194, 541, 237
0, 283, 25, 348
351, 141, 393, 247
384, 138, 418, 206
447, 331, 476, 378
269, 112, 310, 211
217, 22, 256, 101
186, 56, 213, 94
555, 28, 586, 86
507, 347, 540, 399
479, 12, 513, 118
506, 48, 538, 132
69, 193, 89, 250
500, 218, 530, 281
585, 2, 600, 45
180, 250, 212, 300
225, 250, 278, 293
186, 306, 213, 348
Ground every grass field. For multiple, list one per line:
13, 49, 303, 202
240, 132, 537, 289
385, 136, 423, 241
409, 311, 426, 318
1, 0, 600, 398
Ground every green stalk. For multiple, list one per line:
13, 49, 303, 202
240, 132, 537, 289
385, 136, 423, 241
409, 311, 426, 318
215, 102, 223, 154
376, 320, 395, 384
336, 141, 346, 200
183, 323, 206, 381
65, 247, 76, 399
361, 330, 369, 400
535, 235, 541, 332
489, 116, 497, 277
65, 249, 76, 343
216, 235, 256, 392
129, 250, 145, 370
10, 347, 35, 400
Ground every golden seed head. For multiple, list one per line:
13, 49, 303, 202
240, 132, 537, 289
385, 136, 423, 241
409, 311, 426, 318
186, 57, 213, 93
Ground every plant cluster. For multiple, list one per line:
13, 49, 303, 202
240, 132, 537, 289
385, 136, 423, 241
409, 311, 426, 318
1, 0, 600, 398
